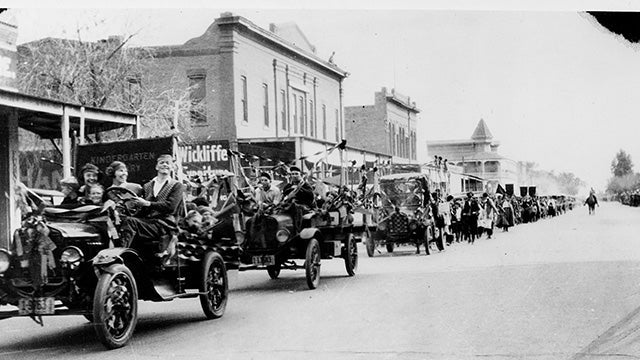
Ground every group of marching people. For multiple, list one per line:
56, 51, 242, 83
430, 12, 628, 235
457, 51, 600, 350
433, 191, 575, 246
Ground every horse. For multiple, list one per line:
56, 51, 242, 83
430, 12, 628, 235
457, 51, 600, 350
585, 194, 598, 215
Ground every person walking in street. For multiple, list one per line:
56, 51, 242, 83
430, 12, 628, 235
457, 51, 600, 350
481, 193, 498, 239
462, 192, 480, 244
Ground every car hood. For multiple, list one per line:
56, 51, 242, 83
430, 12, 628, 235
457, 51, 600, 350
47, 222, 103, 240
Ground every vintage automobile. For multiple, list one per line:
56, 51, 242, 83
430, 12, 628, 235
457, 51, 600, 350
0, 179, 230, 350
366, 172, 441, 256
238, 186, 359, 289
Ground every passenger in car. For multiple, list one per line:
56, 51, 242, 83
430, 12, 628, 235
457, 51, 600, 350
83, 184, 105, 205
116, 155, 184, 255
58, 176, 81, 209
78, 163, 102, 197
105, 161, 143, 196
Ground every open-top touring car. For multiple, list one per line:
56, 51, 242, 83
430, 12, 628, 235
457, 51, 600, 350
0, 137, 231, 349
238, 186, 359, 289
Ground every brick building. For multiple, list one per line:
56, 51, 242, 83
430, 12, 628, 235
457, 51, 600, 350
143, 13, 391, 175
344, 87, 419, 165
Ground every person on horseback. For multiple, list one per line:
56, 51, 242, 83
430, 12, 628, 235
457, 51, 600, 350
584, 188, 599, 215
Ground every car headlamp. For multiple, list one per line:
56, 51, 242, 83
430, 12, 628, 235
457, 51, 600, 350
60, 246, 83, 266
0, 249, 10, 274
235, 231, 245, 246
276, 229, 290, 243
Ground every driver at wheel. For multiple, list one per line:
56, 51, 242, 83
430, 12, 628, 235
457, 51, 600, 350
115, 154, 184, 249
282, 166, 315, 208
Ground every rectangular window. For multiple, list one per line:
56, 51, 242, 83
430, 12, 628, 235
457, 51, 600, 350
335, 109, 339, 142
262, 83, 269, 127
188, 74, 206, 123
300, 96, 306, 136
241, 76, 248, 123
292, 94, 298, 133
322, 105, 327, 140
309, 100, 314, 137
281, 90, 287, 131
389, 123, 393, 155
391, 124, 396, 156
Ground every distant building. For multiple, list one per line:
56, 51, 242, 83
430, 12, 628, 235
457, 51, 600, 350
344, 87, 419, 165
427, 119, 519, 194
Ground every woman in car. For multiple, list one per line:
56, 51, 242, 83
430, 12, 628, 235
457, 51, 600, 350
105, 161, 143, 196
78, 163, 102, 197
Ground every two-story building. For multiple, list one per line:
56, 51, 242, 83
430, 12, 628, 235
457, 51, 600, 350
344, 87, 419, 166
144, 13, 391, 177
427, 119, 519, 194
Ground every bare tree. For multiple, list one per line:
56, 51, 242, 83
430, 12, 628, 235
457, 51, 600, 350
16, 28, 200, 141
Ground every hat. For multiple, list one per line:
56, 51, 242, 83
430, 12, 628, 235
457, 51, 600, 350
289, 166, 301, 173
259, 172, 271, 181
482, 192, 489, 198
466, 192, 473, 197
60, 176, 80, 191
80, 163, 100, 175
446, 195, 454, 202
157, 154, 173, 162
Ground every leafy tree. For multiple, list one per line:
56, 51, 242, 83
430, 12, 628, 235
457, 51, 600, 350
611, 149, 633, 177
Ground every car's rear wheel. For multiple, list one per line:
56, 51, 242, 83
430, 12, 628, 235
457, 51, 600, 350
92, 264, 138, 349
305, 239, 321, 289
364, 230, 375, 257
200, 251, 228, 319
344, 234, 358, 276
386, 242, 395, 253
267, 263, 281, 279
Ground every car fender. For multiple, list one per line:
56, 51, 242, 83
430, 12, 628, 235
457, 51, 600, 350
92, 248, 143, 273
299, 228, 324, 242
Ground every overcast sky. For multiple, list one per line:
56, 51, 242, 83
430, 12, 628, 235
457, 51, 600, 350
12, 2, 640, 191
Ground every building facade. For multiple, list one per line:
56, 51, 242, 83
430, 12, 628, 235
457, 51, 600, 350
141, 13, 392, 177
344, 87, 419, 164
427, 119, 519, 193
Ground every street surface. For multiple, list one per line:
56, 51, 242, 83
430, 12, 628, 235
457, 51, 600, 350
2, 202, 640, 359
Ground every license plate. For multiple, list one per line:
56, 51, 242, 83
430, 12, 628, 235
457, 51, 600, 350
18, 297, 55, 315
252, 255, 275, 266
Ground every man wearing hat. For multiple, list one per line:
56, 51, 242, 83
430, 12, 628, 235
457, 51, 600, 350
254, 172, 281, 206
116, 154, 184, 251
461, 192, 480, 244
282, 166, 315, 208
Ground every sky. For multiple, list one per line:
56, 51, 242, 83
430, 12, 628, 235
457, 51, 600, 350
10, 1, 640, 191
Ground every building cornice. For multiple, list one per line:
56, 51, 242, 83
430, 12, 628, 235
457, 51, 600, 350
217, 15, 348, 79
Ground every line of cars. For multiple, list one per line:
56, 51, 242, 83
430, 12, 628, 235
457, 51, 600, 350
0, 138, 441, 349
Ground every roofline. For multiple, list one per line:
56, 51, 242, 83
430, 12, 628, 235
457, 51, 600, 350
218, 15, 349, 79
386, 94, 420, 113
0, 89, 137, 125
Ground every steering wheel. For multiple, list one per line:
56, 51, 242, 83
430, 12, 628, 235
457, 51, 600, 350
105, 186, 142, 216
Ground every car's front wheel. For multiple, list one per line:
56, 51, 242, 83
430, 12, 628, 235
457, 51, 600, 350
200, 251, 228, 319
92, 264, 138, 349
343, 234, 358, 276
305, 239, 321, 289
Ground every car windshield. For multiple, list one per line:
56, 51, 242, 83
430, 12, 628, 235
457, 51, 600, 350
380, 177, 428, 211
